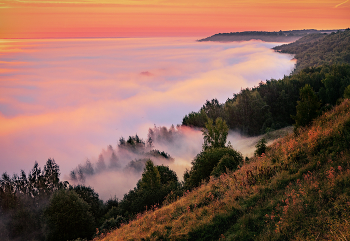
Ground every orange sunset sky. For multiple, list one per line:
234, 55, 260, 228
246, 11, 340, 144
0, 0, 349, 38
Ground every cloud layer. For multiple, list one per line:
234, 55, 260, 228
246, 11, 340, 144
0, 37, 294, 181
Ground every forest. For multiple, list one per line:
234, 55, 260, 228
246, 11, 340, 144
1, 29, 350, 241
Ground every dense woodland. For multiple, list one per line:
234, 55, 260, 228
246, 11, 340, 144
1, 29, 350, 241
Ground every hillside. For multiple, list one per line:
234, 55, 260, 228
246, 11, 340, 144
95, 99, 350, 240
198, 29, 341, 43
274, 29, 350, 73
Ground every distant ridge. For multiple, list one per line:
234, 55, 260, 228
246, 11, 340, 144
198, 29, 344, 42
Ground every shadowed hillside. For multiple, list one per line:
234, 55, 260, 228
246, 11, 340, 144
94, 99, 350, 240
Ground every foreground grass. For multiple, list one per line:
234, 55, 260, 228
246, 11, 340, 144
95, 100, 350, 241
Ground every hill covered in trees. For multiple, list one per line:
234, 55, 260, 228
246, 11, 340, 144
274, 29, 350, 72
198, 29, 342, 42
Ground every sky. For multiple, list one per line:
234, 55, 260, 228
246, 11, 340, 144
0, 38, 295, 178
0, 0, 349, 38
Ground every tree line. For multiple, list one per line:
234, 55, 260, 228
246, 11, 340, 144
182, 64, 350, 135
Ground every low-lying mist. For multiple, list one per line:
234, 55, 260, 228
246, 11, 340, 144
0, 37, 295, 177
67, 125, 267, 200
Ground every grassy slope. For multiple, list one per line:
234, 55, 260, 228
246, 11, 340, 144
95, 100, 350, 241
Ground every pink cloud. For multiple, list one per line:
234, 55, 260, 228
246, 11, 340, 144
0, 37, 295, 182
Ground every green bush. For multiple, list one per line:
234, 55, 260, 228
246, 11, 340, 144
184, 147, 243, 189
99, 216, 125, 233
211, 154, 241, 177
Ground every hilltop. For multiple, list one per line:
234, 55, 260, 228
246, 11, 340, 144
198, 29, 342, 43
95, 98, 350, 241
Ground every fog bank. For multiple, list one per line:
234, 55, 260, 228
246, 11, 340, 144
0, 37, 295, 178
67, 125, 274, 200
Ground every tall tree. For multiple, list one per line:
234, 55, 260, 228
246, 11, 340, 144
43, 159, 60, 194
28, 162, 43, 197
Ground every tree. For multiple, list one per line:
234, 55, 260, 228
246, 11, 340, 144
225, 89, 270, 135
96, 154, 106, 172
201, 99, 223, 121
292, 84, 321, 127
116, 161, 179, 219
43, 189, 95, 241
344, 85, 350, 99
109, 151, 119, 169
202, 117, 229, 150
28, 162, 43, 197
138, 160, 162, 191
254, 138, 267, 157
43, 159, 60, 194
71, 185, 103, 226
0, 172, 18, 210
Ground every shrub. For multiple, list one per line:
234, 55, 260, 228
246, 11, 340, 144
99, 216, 125, 233
184, 147, 243, 189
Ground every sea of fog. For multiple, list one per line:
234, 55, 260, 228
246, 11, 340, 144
0, 37, 295, 199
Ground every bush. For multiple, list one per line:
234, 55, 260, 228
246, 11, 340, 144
184, 147, 243, 189
211, 154, 241, 177
99, 216, 125, 233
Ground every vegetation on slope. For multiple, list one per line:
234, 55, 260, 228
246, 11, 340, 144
95, 99, 350, 241
274, 29, 350, 73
